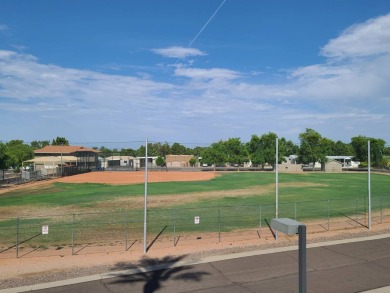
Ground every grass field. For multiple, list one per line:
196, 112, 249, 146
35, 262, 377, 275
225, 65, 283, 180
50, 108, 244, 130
1, 172, 390, 252
0, 172, 389, 208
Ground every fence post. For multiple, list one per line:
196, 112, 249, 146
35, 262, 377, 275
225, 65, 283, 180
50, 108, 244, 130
173, 209, 176, 247
356, 197, 358, 227
125, 210, 129, 251
16, 217, 19, 258
380, 194, 383, 224
218, 207, 221, 243
295, 202, 297, 220
327, 200, 330, 231
72, 214, 75, 256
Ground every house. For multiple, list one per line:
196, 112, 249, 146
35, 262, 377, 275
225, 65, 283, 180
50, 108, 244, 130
279, 155, 303, 172
100, 156, 135, 169
166, 155, 195, 168
26, 145, 100, 173
324, 160, 343, 172
326, 156, 359, 168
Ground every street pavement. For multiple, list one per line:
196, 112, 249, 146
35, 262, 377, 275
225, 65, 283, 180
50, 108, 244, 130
3, 234, 390, 293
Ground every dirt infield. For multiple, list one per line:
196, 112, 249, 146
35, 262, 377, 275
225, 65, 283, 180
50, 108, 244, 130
54, 171, 218, 184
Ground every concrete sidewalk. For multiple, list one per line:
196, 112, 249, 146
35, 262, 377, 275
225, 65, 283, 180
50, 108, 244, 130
2, 234, 390, 292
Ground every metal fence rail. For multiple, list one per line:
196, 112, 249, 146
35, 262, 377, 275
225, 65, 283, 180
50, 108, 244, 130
1, 194, 390, 258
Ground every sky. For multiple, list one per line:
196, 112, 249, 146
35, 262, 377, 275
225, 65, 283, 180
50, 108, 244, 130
1, 0, 390, 148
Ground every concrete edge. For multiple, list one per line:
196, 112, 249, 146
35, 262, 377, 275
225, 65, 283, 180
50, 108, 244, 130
3, 233, 390, 293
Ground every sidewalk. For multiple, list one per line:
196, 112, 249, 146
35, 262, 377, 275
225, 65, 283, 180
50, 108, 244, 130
3, 233, 390, 293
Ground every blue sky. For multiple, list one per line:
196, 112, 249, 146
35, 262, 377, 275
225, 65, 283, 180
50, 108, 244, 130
1, 0, 390, 148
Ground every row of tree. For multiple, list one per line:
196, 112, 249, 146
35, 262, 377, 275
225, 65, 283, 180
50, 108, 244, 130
1, 130, 389, 177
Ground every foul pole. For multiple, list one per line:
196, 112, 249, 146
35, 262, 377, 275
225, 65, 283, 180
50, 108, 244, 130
368, 140, 371, 230
275, 137, 279, 240
143, 138, 149, 253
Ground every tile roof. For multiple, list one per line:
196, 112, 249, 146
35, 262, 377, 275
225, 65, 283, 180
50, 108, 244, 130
34, 145, 99, 154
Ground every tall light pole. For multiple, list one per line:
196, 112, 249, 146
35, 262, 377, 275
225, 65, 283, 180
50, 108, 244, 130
368, 140, 371, 230
143, 138, 149, 253
275, 137, 279, 240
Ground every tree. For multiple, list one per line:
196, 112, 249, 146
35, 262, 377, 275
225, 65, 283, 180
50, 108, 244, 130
189, 157, 197, 167
201, 141, 226, 166
51, 137, 69, 146
351, 136, 386, 167
223, 138, 248, 166
0, 142, 10, 180
5, 140, 34, 170
30, 140, 50, 150
247, 133, 281, 169
170, 143, 188, 155
279, 138, 299, 156
333, 140, 354, 156
156, 156, 165, 167
298, 129, 328, 170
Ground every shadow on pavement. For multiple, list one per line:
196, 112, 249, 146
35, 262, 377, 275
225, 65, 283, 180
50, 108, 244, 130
109, 255, 210, 293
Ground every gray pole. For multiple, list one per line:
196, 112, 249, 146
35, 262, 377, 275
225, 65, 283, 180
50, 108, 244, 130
16, 218, 19, 258
298, 225, 307, 293
275, 138, 279, 240
143, 138, 148, 253
368, 140, 371, 230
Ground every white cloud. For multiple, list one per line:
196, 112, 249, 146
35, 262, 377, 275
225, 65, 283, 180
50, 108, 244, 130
151, 46, 206, 58
174, 67, 241, 81
1, 14, 390, 144
321, 13, 390, 59
0, 24, 8, 31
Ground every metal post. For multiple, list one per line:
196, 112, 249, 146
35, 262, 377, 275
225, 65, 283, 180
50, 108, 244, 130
356, 197, 358, 227
298, 225, 307, 293
16, 218, 19, 258
259, 205, 262, 237
173, 209, 176, 247
72, 214, 75, 255
295, 202, 297, 220
143, 138, 148, 253
218, 207, 221, 243
368, 140, 371, 230
125, 210, 129, 251
380, 194, 383, 224
275, 137, 279, 240
327, 199, 330, 231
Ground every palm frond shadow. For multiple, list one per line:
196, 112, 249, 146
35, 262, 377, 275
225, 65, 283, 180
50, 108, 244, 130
109, 255, 210, 293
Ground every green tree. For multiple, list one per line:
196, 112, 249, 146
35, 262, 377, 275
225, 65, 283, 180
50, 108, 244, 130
170, 143, 188, 155
247, 133, 281, 169
30, 140, 50, 150
333, 140, 354, 156
350, 136, 386, 167
223, 138, 248, 166
298, 129, 328, 169
0, 142, 10, 180
51, 137, 69, 146
99, 146, 112, 158
189, 157, 197, 167
5, 140, 34, 170
156, 156, 165, 167
120, 148, 136, 156
202, 141, 226, 166
279, 138, 299, 156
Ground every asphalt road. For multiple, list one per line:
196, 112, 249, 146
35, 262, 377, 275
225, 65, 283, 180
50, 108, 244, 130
10, 236, 390, 293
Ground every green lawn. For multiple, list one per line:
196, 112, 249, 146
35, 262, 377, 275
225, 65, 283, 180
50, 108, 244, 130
1, 172, 390, 249
0, 172, 389, 208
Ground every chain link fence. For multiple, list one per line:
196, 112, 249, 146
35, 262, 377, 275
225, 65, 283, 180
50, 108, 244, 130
1, 194, 390, 258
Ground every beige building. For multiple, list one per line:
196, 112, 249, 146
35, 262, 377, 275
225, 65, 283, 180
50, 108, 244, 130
26, 145, 100, 172
166, 155, 194, 168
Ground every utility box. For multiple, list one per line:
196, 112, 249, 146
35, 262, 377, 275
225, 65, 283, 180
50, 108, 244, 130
271, 218, 303, 235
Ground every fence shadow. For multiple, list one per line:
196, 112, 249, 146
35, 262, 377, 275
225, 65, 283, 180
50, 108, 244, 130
147, 226, 167, 252
264, 219, 276, 239
0, 233, 41, 256
336, 212, 367, 228
108, 255, 210, 293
